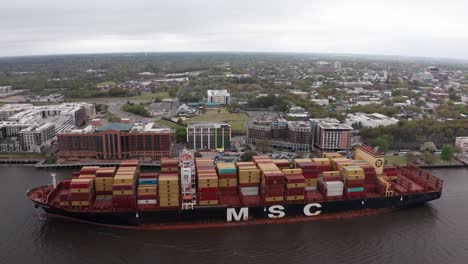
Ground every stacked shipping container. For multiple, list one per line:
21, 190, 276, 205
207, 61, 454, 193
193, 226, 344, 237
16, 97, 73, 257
159, 158, 180, 208
295, 159, 320, 191
216, 162, 237, 196
342, 166, 366, 198
196, 158, 219, 205
113, 166, 138, 209
69, 178, 95, 207
255, 156, 285, 203
236, 161, 261, 205
95, 167, 116, 196
137, 172, 159, 209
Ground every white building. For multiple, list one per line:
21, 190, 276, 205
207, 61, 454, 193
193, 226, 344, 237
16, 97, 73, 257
0, 104, 34, 121
0, 86, 12, 94
19, 123, 56, 152
207, 90, 231, 105
455, 137, 468, 152
345, 113, 399, 128
0, 102, 95, 152
310, 99, 329, 106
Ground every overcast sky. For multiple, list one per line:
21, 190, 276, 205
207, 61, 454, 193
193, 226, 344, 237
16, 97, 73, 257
2, 0, 468, 59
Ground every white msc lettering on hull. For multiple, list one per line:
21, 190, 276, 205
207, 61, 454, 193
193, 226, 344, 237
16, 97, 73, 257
303, 203, 322, 216
226, 207, 249, 222
226, 203, 322, 222
267, 205, 285, 219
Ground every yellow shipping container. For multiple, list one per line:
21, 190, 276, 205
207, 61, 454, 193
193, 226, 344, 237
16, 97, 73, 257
71, 201, 90, 206
294, 158, 312, 163
219, 179, 238, 187
112, 190, 134, 195
159, 176, 179, 182
159, 198, 179, 203
238, 171, 261, 177
265, 196, 284, 202
59, 201, 70, 206
341, 166, 365, 175
322, 171, 341, 177
158, 187, 179, 194
286, 195, 305, 201
311, 158, 331, 164
198, 200, 219, 205
306, 179, 318, 186
239, 178, 260, 184
138, 186, 158, 194
286, 183, 306, 188
70, 188, 92, 193
343, 174, 365, 180
161, 167, 179, 172
113, 178, 135, 184
95, 177, 113, 183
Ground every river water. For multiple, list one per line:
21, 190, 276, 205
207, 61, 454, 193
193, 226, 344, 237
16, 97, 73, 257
0, 166, 467, 264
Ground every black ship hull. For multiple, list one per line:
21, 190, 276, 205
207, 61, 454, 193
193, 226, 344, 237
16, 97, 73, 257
32, 191, 442, 229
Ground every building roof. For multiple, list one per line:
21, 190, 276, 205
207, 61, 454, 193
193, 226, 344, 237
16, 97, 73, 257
96, 123, 134, 132
188, 122, 230, 128
207, 90, 230, 96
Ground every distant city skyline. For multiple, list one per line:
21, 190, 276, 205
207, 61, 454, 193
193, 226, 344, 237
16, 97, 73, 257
3, 0, 468, 59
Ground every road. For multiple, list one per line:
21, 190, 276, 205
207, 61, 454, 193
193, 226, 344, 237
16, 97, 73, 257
107, 99, 155, 123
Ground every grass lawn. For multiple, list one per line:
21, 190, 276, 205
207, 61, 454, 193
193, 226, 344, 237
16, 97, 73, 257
155, 119, 185, 129
385, 154, 457, 166
97, 81, 116, 87
0, 153, 46, 159
384, 155, 408, 166
128, 92, 170, 101
184, 109, 249, 131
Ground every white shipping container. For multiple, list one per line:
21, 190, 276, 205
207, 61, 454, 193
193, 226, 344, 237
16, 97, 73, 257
305, 186, 317, 191
137, 199, 157, 205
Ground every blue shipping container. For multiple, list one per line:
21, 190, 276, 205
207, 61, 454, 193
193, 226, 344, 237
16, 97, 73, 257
347, 187, 365, 192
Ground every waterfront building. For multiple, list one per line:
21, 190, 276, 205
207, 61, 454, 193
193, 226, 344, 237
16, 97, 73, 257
187, 122, 231, 151
310, 118, 352, 152
58, 123, 174, 160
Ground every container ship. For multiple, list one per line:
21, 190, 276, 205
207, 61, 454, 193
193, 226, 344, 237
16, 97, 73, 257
27, 146, 443, 230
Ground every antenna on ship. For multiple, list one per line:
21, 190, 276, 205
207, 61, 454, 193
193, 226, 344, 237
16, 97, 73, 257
51, 172, 57, 188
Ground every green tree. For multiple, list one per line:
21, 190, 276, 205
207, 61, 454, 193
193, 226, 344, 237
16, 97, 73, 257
255, 139, 271, 152
420, 142, 437, 153
373, 135, 392, 152
421, 152, 436, 164
175, 128, 187, 143
440, 144, 455, 160
240, 150, 258, 162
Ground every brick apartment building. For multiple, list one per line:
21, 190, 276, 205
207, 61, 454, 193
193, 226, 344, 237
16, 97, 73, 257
58, 123, 174, 160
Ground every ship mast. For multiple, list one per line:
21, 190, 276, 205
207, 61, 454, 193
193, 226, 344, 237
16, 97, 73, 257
179, 149, 197, 210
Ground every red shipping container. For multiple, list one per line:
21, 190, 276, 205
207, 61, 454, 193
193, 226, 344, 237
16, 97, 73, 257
72, 172, 80, 177
322, 176, 343, 182
344, 179, 365, 186
137, 194, 157, 200
263, 184, 284, 192
285, 174, 305, 183
198, 194, 219, 200
219, 187, 237, 192
70, 182, 93, 188
62, 180, 71, 189
140, 172, 159, 178
238, 183, 259, 187
218, 174, 237, 179
385, 171, 398, 176
96, 191, 113, 195
285, 188, 305, 195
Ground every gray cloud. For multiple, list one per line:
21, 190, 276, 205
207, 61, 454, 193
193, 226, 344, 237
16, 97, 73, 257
2, 0, 468, 58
